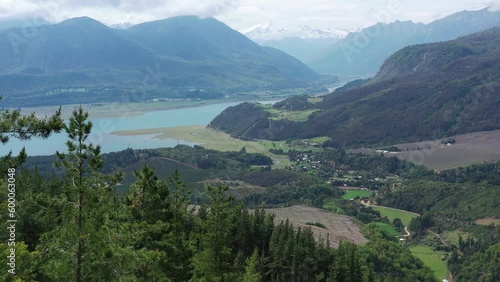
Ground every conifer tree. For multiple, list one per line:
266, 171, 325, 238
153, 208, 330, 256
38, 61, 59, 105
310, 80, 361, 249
0, 97, 63, 172
167, 168, 194, 281
241, 249, 262, 282
126, 163, 173, 280
192, 183, 236, 281
36, 107, 125, 281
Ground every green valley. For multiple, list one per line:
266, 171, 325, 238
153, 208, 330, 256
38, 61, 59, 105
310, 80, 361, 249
1, 5, 500, 282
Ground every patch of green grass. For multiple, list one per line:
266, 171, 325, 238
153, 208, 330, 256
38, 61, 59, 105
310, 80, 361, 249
307, 97, 323, 104
306, 222, 327, 229
443, 230, 470, 245
322, 201, 344, 214
342, 190, 372, 200
268, 109, 319, 122
259, 140, 292, 152
306, 136, 329, 143
371, 206, 418, 226
373, 222, 399, 236
409, 245, 448, 280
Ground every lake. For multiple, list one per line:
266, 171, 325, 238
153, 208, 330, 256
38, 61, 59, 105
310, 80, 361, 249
3, 101, 254, 156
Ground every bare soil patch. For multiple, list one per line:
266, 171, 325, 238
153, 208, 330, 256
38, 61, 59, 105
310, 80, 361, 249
263, 205, 367, 247
202, 179, 266, 198
475, 217, 500, 226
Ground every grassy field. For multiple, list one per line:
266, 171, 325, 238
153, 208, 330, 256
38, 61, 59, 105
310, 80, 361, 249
268, 109, 319, 122
373, 222, 399, 236
113, 125, 330, 169
307, 97, 324, 104
409, 245, 448, 280
262, 205, 367, 247
113, 125, 293, 168
371, 206, 418, 226
342, 190, 372, 200
322, 201, 344, 214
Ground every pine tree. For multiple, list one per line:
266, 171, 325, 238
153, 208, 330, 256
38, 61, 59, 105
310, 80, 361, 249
126, 165, 195, 280
167, 168, 194, 281
241, 249, 262, 282
192, 183, 236, 281
126, 163, 173, 280
0, 98, 63, 173
36, 107, 125, 281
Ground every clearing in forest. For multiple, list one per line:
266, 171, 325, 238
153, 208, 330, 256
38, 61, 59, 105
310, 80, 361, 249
263, 205, 367, 247
371, 206, 418, 226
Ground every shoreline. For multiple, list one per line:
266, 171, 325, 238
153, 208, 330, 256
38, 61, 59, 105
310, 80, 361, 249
14, 98, 281, 119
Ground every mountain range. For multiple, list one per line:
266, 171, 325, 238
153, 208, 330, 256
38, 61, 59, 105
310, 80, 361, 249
210, 27, 500, 146
0, 16, 321, 107
245, 22, 350, 64
244, 21, 350, 40
307, 8, 500, 75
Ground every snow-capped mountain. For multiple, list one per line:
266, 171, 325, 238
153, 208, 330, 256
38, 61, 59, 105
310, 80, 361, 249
108, 22, 135, 30
296, 25, 350, 39
244, 21, 350, 40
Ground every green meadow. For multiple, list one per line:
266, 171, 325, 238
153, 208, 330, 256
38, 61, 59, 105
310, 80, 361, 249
409, 245, 448, 280
342, 190, 372, 200
371, 206, 418, 226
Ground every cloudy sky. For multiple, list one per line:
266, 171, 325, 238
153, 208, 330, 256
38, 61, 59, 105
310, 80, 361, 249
0, 0, 498, 31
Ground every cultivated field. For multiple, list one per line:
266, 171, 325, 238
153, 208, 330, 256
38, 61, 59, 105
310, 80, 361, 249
342, 190, 372, 200
371, 206, 419, 226
262, 205, 367, 247
392, 130, 500, 170
409, 244, 448, 280
350, 130, 500, 171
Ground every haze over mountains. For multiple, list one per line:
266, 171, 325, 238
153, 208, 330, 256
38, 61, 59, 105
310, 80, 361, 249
307, 8, 500, 75
210, 27, 500, 146
0, 16, 320, 107
243, 21, 351, 66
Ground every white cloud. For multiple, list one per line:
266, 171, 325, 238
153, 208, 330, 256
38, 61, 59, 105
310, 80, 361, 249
0, 0, 493, 31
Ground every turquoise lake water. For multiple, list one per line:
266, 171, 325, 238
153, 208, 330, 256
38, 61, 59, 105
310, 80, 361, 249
3, 101, 249, 156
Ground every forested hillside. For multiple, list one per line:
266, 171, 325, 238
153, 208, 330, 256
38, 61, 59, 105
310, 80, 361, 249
0, 16, 323, 107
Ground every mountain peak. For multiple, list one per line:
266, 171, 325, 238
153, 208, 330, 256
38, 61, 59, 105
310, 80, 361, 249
107, 22, 134, 30
59, 16, 102, 24
56, 16, 108, 30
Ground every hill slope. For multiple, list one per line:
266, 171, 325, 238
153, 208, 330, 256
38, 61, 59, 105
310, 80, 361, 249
210, 28, 500, 146
308, 8, 500, 75
0, 16, 320, 107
